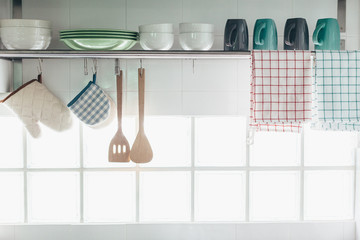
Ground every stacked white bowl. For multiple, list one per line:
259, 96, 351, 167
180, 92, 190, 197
0, 19, 52, 50
139, 23, 174, 50
179, 23, 215, 50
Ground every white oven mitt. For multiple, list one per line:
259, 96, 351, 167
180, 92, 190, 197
0, 75, 72, 138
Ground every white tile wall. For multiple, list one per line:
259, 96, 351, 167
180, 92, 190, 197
287, 222, 344, 240
69, 0, 126, 29
2, 222, 355, 240
126, 224, 237, 240
0, 226, 14, 240
127, 0, 182, 33
182, 92, 238, 115
0, 0, 11, 19
182, 0, 238, 36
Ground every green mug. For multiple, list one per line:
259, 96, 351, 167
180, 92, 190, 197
253, 18, 278, 50
313, 18, 340, 50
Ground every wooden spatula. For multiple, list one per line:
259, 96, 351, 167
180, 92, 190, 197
130, 68, 153, 163
108, 70, 130, 162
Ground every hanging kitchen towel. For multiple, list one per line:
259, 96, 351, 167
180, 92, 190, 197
312, 50, 360, 131
250, 50, 313, 132
0, 75, 72, 138
68, 73, 115, 128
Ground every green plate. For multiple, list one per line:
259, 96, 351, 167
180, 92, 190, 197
60, 34, 138, 39
61, 34, 138, 40
60, 31, 138, 37
60, 29, 138, 34
60, 38, 138, 50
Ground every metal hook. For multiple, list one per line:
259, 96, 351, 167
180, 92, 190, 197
139, 59, 143, 77
115, 59, 120, 75
84, 58, 88, 75
92, 59, 98, 74
37, 58, 43, 75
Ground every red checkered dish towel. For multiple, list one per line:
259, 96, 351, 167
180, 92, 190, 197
250, 50, 313, 132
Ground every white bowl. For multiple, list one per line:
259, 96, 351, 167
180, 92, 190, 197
0, 19, 51, 28
1, 37, 51, 50
179, 32, 214, 50
139, 23, 173, 33
140, 33, 174, 50
1, 27, 51, 36
179, 23, 214, 33
0, 27, 51, 50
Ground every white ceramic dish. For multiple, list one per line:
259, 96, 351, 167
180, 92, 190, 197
0, 19, 51, 28
0, 27, 51, 50
139, 23, 173, 33
1, 27, 51, 36
140, 32, 174, 50
179, 23, 214, 33
179, 32, 214, 50
1, 37, 51, 50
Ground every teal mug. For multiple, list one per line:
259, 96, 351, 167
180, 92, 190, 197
313, 18, 340, 50
253, 18, 278, 50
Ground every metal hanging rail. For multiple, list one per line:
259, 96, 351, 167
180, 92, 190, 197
0, 50, 252, 60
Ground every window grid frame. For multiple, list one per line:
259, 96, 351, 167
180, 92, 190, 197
0, 116, 356, 223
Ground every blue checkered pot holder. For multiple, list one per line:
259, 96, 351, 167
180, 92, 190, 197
68, 74, 111, 126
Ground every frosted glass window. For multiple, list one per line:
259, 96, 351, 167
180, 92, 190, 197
250, 171, 299, 221
195, 171, 245, 221
250, 132, 300, 166
27, 123, 79, 168
83, 118, 136, 168
84, 171, 136, 222
28, 172, 80, 223
304, 171, 354, 220
304, 126, 357, 166
0, 117, 23, 168
195, 117, 246, 166
0, 172, 23, 223
140, 171, 191, 221
144, 117, 191, 167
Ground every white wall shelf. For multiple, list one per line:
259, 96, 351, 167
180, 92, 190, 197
0, 50, 251, 60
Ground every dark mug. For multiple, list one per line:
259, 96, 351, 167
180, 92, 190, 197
224, 19, 248, 51
253, 18, 278, 50
284, 18, 309, 50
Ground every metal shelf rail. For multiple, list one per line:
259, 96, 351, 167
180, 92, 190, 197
0, 50, 252, 60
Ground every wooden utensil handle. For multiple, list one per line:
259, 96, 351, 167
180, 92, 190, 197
138, 68, 145, 131
116, 71, 123, 129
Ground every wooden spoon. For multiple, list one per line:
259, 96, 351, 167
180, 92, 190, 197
130, 68, 153, 163
108, 70, 130, 162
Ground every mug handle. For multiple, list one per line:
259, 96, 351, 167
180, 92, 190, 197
313, 22, 326, 46
225, 24, 238, 48
254, 22, 266, 45
284, 23, 296, 46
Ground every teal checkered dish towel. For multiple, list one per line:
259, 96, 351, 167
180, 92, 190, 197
313, 50, 360, 131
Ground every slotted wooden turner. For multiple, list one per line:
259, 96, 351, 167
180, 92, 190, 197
108, 70, 130, 162
130, 68, 153, 163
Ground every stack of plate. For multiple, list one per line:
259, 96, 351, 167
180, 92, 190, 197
60, 29, 139, 50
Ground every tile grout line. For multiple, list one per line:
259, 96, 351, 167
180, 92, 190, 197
22, 127, 28, 224
125, 0, 128, 30
191, 117, 195, 222
79, 122, 84, 223
300, 130, 305, 221
245, 116, 250, 222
